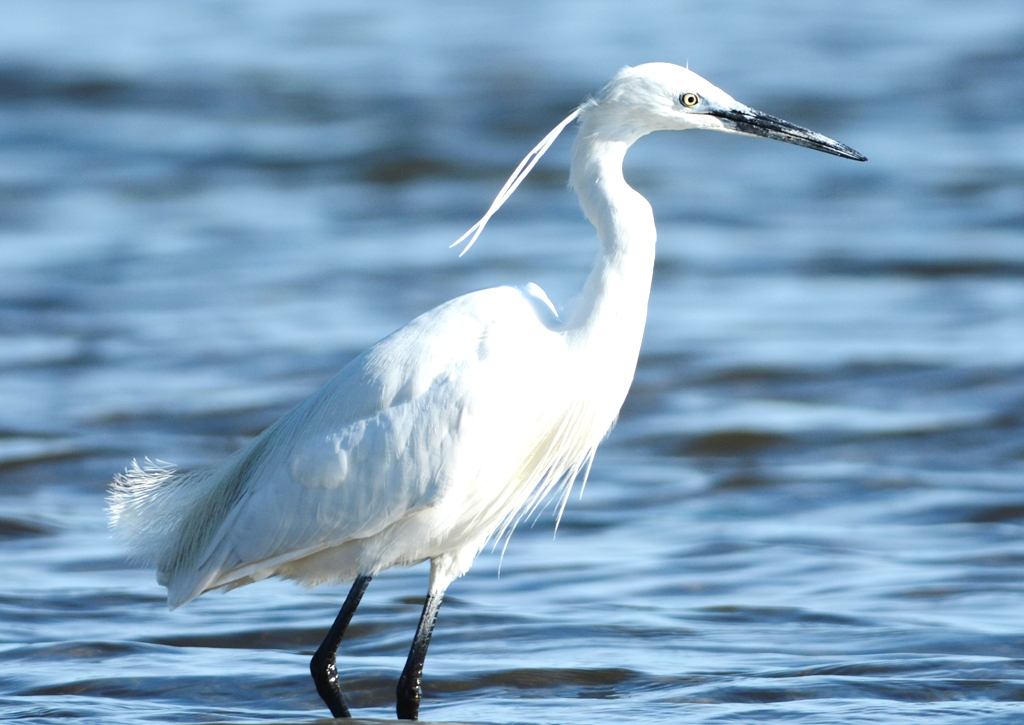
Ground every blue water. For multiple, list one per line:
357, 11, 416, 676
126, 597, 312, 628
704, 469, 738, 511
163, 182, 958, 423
4, 1, 1024, 723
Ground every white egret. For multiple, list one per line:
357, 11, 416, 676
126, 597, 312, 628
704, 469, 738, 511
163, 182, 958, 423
109, 62, 865, 720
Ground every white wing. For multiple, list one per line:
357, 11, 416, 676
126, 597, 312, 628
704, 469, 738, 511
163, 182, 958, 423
162, 284, 568, 605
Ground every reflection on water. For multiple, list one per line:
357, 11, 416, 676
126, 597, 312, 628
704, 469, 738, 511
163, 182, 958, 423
4, 1, 1024, 723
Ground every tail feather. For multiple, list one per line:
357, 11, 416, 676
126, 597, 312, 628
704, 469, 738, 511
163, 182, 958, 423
108, 458, 238, 608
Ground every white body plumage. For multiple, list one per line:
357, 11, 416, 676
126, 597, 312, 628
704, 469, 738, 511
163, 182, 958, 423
115, 267, 642, 608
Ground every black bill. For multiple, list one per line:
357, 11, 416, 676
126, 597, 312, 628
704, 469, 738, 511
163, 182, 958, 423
711, 108, 866, 161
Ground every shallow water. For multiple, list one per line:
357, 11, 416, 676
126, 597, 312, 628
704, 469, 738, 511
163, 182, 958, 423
4, 1, 1024, 723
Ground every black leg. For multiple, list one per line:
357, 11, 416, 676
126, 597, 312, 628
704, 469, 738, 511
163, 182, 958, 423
396, 589, 444, 720
310, 574, 372, 718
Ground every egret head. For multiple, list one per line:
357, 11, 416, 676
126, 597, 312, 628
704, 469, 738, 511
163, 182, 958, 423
589, 62, 866, 161
453, 62, 864, 255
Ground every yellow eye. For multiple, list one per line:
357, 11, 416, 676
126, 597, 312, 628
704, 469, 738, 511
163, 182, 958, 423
680, 93, 700, 107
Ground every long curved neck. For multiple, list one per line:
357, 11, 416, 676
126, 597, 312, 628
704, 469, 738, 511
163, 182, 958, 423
565, 112, 656, 366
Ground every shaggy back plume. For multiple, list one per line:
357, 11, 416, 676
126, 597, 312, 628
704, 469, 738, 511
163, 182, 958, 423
108, 457, 246, 606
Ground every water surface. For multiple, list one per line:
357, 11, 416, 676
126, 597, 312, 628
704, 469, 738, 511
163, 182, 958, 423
3, 2, 1024, 723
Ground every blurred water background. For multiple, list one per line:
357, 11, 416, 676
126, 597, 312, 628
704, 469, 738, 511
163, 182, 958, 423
3, 1, 1024, 723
